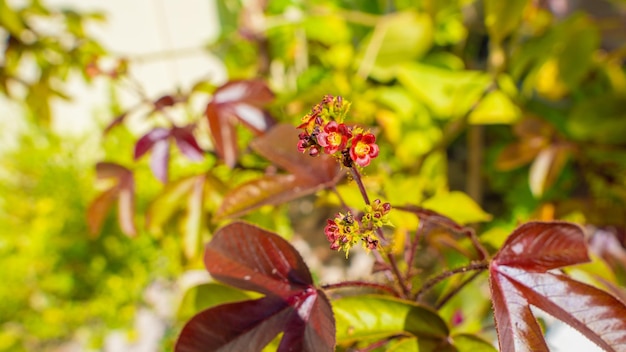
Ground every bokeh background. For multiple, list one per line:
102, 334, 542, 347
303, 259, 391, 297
1, 0, 625, 351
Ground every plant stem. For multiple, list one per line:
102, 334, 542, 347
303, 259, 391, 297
386, 252, 411, 299
321, 281, 399, 296
348, 166, 412, 298
349, 167, 371, 205
435, 270, 484, 309
415, 261, 489, 301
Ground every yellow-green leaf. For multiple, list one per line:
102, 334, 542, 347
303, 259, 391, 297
422, 191, 492, 224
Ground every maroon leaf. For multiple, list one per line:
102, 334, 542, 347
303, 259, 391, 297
87, 162, 136, 237
134, 127, 170, 160
215, 124, 344, 219
176, 290, 334, 352
176, 297, 292, 352
494, 221, 589, 271
135, 125, 204, 183
490, 221, 626, 352
171, 125, 204, 161
103, 112, 127, 135
204, 222, 312, 296
205, 79, 275, 167
153, 94, 176, 110
176, 221, 335, 352
250, 123, 341, 183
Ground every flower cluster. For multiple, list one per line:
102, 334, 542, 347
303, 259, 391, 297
297, 95, 379, 167
324, 199, 392, 255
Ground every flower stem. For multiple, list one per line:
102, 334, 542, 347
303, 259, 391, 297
435, 270, 483, 309
321, 280, 399, 296
349, 166, 370, 205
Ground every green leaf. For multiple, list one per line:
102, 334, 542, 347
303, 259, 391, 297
452, 333, 497, 352
421, 191, 492, 225
386, 336, 456, 352
397, 63, 490, 119
177, 282, 254, 321
181, 175, 206, 259
146, 175, 201, 236
0, 0, 26, 36
469, 90, 521, 125
359, 11, 433, 80
334, 295, 449, 345
484, 0, 528, 43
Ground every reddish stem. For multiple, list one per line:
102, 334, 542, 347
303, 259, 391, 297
415, 261, 489, 301
321, 280, 399, 297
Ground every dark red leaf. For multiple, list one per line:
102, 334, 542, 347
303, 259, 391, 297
277, 288, 335, 352
490, 268, 550, 352
153, 94, 177, 110
215, 174, 336, 220
250, 123, 342, 184
204, 221, 312, 296
502, 266, 626, 351
176, 297, 290, 352
177, 222, 335, 352
134, 127, 170, 160
176, 291, 334, 352
172, 125, 204, 161
494, 221, 589, 271
490, 221, 626, 352
214, 124, 344, 219
205, 102, 238, 167
205, 79, 275, 167
103, 112, 127, 135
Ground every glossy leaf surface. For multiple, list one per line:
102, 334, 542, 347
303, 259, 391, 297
334, 295, 448, 345
215, 124, 343, 219
490, 221, 626, 352
176, 222, 335, 352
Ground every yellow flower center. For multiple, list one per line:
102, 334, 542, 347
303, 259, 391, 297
329, 132, 342, 146
355, 141, 370, 155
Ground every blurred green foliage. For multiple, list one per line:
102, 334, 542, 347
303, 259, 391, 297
2, 0, 626, 350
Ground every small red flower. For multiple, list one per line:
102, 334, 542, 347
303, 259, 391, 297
350, 133, 379, 167
317, 121, 351, 155
324, 219, 340, 242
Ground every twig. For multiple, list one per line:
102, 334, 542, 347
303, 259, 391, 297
435, 270, 484, 309
321, 281, 399, 297
415, 261, 489, 301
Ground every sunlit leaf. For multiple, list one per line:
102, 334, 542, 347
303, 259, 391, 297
468, 90, 521, 125
176, 222, 335, 352
87, 162, 136, 237
334, 295, 448, 345
484, 0, 527, 43
528, 145, 569, 198
490, 221, 626, 352
359, 11, 433, 80
205, 79, 275, 167
397, 63, 490, 118
421, 191, 492, 225
181, 175, 206, 259
176, 282, 253, 322
215, 124, 343, 219
204, 221, 313, 295
451, 333, 497, 352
